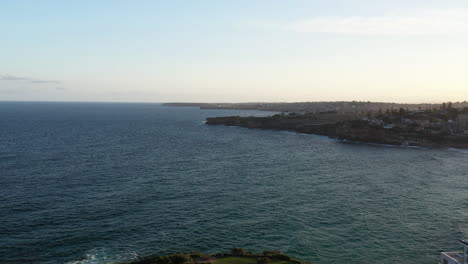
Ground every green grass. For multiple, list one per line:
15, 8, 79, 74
214, 257, 290, 264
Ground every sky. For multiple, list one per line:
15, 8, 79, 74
1, 0, 467, 103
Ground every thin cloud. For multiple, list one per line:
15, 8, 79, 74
283, 9, 468, 35
0, 74, 30, 81
0, 74, 61, 85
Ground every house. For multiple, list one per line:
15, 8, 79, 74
402, 118, 415, 125
441, 240, 468, 264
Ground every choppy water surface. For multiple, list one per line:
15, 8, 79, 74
1, 102, 467, 264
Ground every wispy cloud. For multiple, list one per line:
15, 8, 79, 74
282, 9, 468, 35
0, 74, 30, 81
30, 79, 61, 84
0, 74, 61, 84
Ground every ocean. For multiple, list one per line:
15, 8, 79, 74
1, 102, 467, 264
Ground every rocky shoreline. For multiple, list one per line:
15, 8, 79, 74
206, 115, 468, 149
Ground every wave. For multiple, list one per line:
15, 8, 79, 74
0, 154, 17, 161
335, 139, 427, 149
66, 253, 101, 264
65, 249, 138, 264
447, 148, 468, 155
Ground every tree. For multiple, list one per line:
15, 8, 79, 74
170, 255, 189, 264
377, 108, 383, 117
399, 108, 405, 116
447, 107, 459, 120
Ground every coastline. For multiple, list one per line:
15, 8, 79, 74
205, 116, 468, 149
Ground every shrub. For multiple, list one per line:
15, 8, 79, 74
231, 248, 246, 256
257, 257, 271, 264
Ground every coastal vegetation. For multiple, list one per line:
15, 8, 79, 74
117, 249, 309, 264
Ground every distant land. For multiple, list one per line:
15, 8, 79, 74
165, 101, 468, 148
117, 249, 310, 264
163, 101, 468, 114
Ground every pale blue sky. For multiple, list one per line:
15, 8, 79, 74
1, 0, 467, 102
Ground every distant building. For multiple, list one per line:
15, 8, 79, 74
457, 114, 468, 134
441, 240, 468, 264
416, 119, 432, 128
402, 118, 415, 125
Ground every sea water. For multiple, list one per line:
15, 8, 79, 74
1, 102, 467, 264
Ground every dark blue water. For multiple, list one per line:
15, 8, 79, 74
1, 102, 467, 264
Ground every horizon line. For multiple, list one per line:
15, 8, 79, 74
1, 100, 467, 105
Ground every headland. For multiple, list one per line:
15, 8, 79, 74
165, 101, 468, 148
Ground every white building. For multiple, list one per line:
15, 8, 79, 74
441, 240, 468, 264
